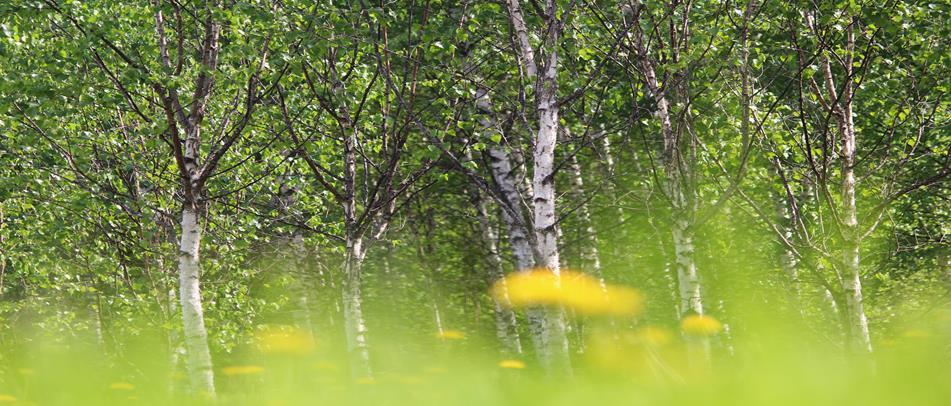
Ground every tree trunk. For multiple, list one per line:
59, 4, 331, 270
598, 132, 628, 239
291, 234, 316, 342
672, 219, 703, 317
629, 14, 705, 320
568, 153, 606, 286
841, 103, 872, 352
487, 140, 564, 367
342, 237, 371, 377
471, 176, 523, 355
778, 195, 801, 298
275, 168, 316, 340
626, 9, 711, 361
479, 90, 559, 361
837, 17, 872, 353
167, 287, 183, 394
177, 206, 215, 396
530, 9, 571, 372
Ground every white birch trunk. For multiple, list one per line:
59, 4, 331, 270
276, 169, 316, 340
505, 0, 537, 77
772, 168, 802, 302
840, 26, 872, 352
167, 287, 184, 394
568, 153, 606, 286
626, 7, 712, 362
531, 3, 571, 372
291, 234, 316, 342
480, 93, 556, 361
671, 219, 702, 317
630, 15, 704, 319
820, 16, 871, 353
92, 294, 105, 350
342, 237, 372, 376
778, 206, 801, 295
177, 207, 215, 395
470, 162, 523, 355
599, 133, 628, 230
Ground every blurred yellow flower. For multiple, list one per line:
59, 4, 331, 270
492, 268, 643, 316
221, 365, 265, 376
436, 329, 466, 340
355, 377, 376, 385
637, 326, 674, 346
0, 395, 17, 403
901, 329, 930, 339
109, 382, 135, 390
395, 375, 425, 385
312, 361, 338, 370
498, 359, 526, 369
680, 315, 723, 336
255, 326, 315, 355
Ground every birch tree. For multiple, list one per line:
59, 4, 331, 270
276, 1, 445, 376
505, 0, 572, 372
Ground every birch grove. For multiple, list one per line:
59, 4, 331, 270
1, 0, 949, 402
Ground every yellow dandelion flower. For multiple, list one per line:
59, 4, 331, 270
395, 375, 425, 385
255, 326, 316, 355
436, 329, 466, 340
498, 359, 526, 369
109, 382, 135, 390
312, 361, 338, 370
221, 365, 265, 376
492, 268, 643, 316
0, 395, 17, 403
637, 326, 674, 346
355, 377, 376, 385
680, 315, 723, 336
901, 329, 930, 339
494, 269, 563, 307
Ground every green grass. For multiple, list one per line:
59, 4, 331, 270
1, 304, 948, 405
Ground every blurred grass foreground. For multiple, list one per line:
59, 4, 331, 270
0, 266, 948, 406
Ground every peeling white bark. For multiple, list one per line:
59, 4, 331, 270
469, 146, 523, 355
672, 219, 702, 317
479, 92, 536, 273
177, 207, 215, 395
629, 13, 704, 319
529, 0, 571, 373
505, 0, 537, 77
291, 235, 316, 342
342, 237, 372, 376
817, 14, 871, 352
478, 91, 557, 361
